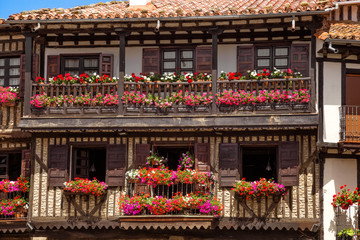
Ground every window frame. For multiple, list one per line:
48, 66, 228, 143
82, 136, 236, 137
161, 48, 195, 74
60, 54, 100, 76
0, 57, 21, 87
254, 45, 290, 71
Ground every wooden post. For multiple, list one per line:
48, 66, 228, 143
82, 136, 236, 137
23, 32, 36, 116
116, 29, 128, 115
209, 29, 222, 114
310, 28, 316, 114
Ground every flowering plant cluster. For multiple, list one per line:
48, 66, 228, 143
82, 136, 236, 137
232, 178, 286, 200
122, 90, 213, 108
30, 93, 119, 108
332, 185, 360, 210
0, 196, 28, 216
0, 177, 30, 193
128, 167, 215, 187
247, 68, 303, 80
40, 73, 118, 84
219, 71, 245, 81
119, 191, 223, 217
125, 72, 211, 83
216, 89, 310, 106
63, 178, 108, 196
178, 152, 194, 169
0, 87, 19, 104
146, 151, 167, 168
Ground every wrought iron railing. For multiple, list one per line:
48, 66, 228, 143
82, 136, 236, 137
340, 106, 360, 142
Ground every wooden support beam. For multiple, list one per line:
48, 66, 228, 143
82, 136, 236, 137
209, 28, 222, 114
23, 32, 36, 116
115, 29, 128, 114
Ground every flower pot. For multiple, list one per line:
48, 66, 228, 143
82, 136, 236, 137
3, 101, 16, 107
219, 104, 236, 112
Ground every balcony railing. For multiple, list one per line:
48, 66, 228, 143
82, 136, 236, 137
30, 77, 312, 116
340, 106, 360, 142
0, 191, 28, 220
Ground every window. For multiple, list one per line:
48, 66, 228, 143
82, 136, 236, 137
61, 56, 99, 76
162, 49, 195, 74
255, 46, 290, 71
0, 153, 21, 180
219, 142, 299, 187
73, 148, 106, 182
242, 147, 277, 181
0, 57, 21, 87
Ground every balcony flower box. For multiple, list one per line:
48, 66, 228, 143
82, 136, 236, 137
63, 178, 108, 197
232, 178, 286, 200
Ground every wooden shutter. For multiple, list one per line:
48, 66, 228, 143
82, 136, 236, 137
237, 46, 254, 75
48, 145, 69, 187
278, 142, 299, 186
291, 44, 309, 77
219, 143, 240, 187
135, 144, 150, 168
196, 47, 212, 74
47, 55, 60, 79
195, 143, 210, 172
21, 149, 31, 178
99, 54, 114, 77
106, 144, 126, 187
19, 54, 38, 97
142, 48, 160, 74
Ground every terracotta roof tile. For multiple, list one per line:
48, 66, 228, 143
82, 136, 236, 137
6, 0, 336, 21
317, 21, 360, 41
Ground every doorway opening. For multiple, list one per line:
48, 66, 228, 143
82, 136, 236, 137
242, 147, 277, 182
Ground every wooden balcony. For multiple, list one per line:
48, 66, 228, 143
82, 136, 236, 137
29, 77, 312, 116
340, 105, 360, 143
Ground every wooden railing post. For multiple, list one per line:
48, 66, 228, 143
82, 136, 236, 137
23, 32, 36, 116
116, 29, 128, 115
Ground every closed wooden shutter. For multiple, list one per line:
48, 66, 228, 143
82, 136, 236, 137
20, 54, 38, 97
106, 144, 126, 187
237, 46, 254, 75
291, 44, 309, 77
47, 55, 60, 79
21, 149, 31, 178
219, 143, 240, 187
135, 144, 150, 168
195, 47, 212, 74
99, 54, 114, 77
48, 145, 69, 187
278, 142, 299, 186
142, 48, 160, 74
195, 143, 210, 172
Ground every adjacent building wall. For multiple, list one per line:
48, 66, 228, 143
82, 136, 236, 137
323, 158, 357, 240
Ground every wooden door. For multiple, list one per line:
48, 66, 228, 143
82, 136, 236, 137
344, 74, 360, 142
73, 149, 89, 179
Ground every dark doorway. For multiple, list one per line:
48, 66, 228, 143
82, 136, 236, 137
73, 148, 106, 182
156, 146, 193, 170
242, 147, 277, 181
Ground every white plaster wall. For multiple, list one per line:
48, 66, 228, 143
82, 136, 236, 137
218, 45, 237, 75
323, 62, 342, 143
323, 158, 357, 240
125, 47, 143, 74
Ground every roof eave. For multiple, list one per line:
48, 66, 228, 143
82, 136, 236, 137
4, 10, 329, 25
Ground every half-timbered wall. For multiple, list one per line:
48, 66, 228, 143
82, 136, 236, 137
30, 130, 319, 223
0, 103, 23, 131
